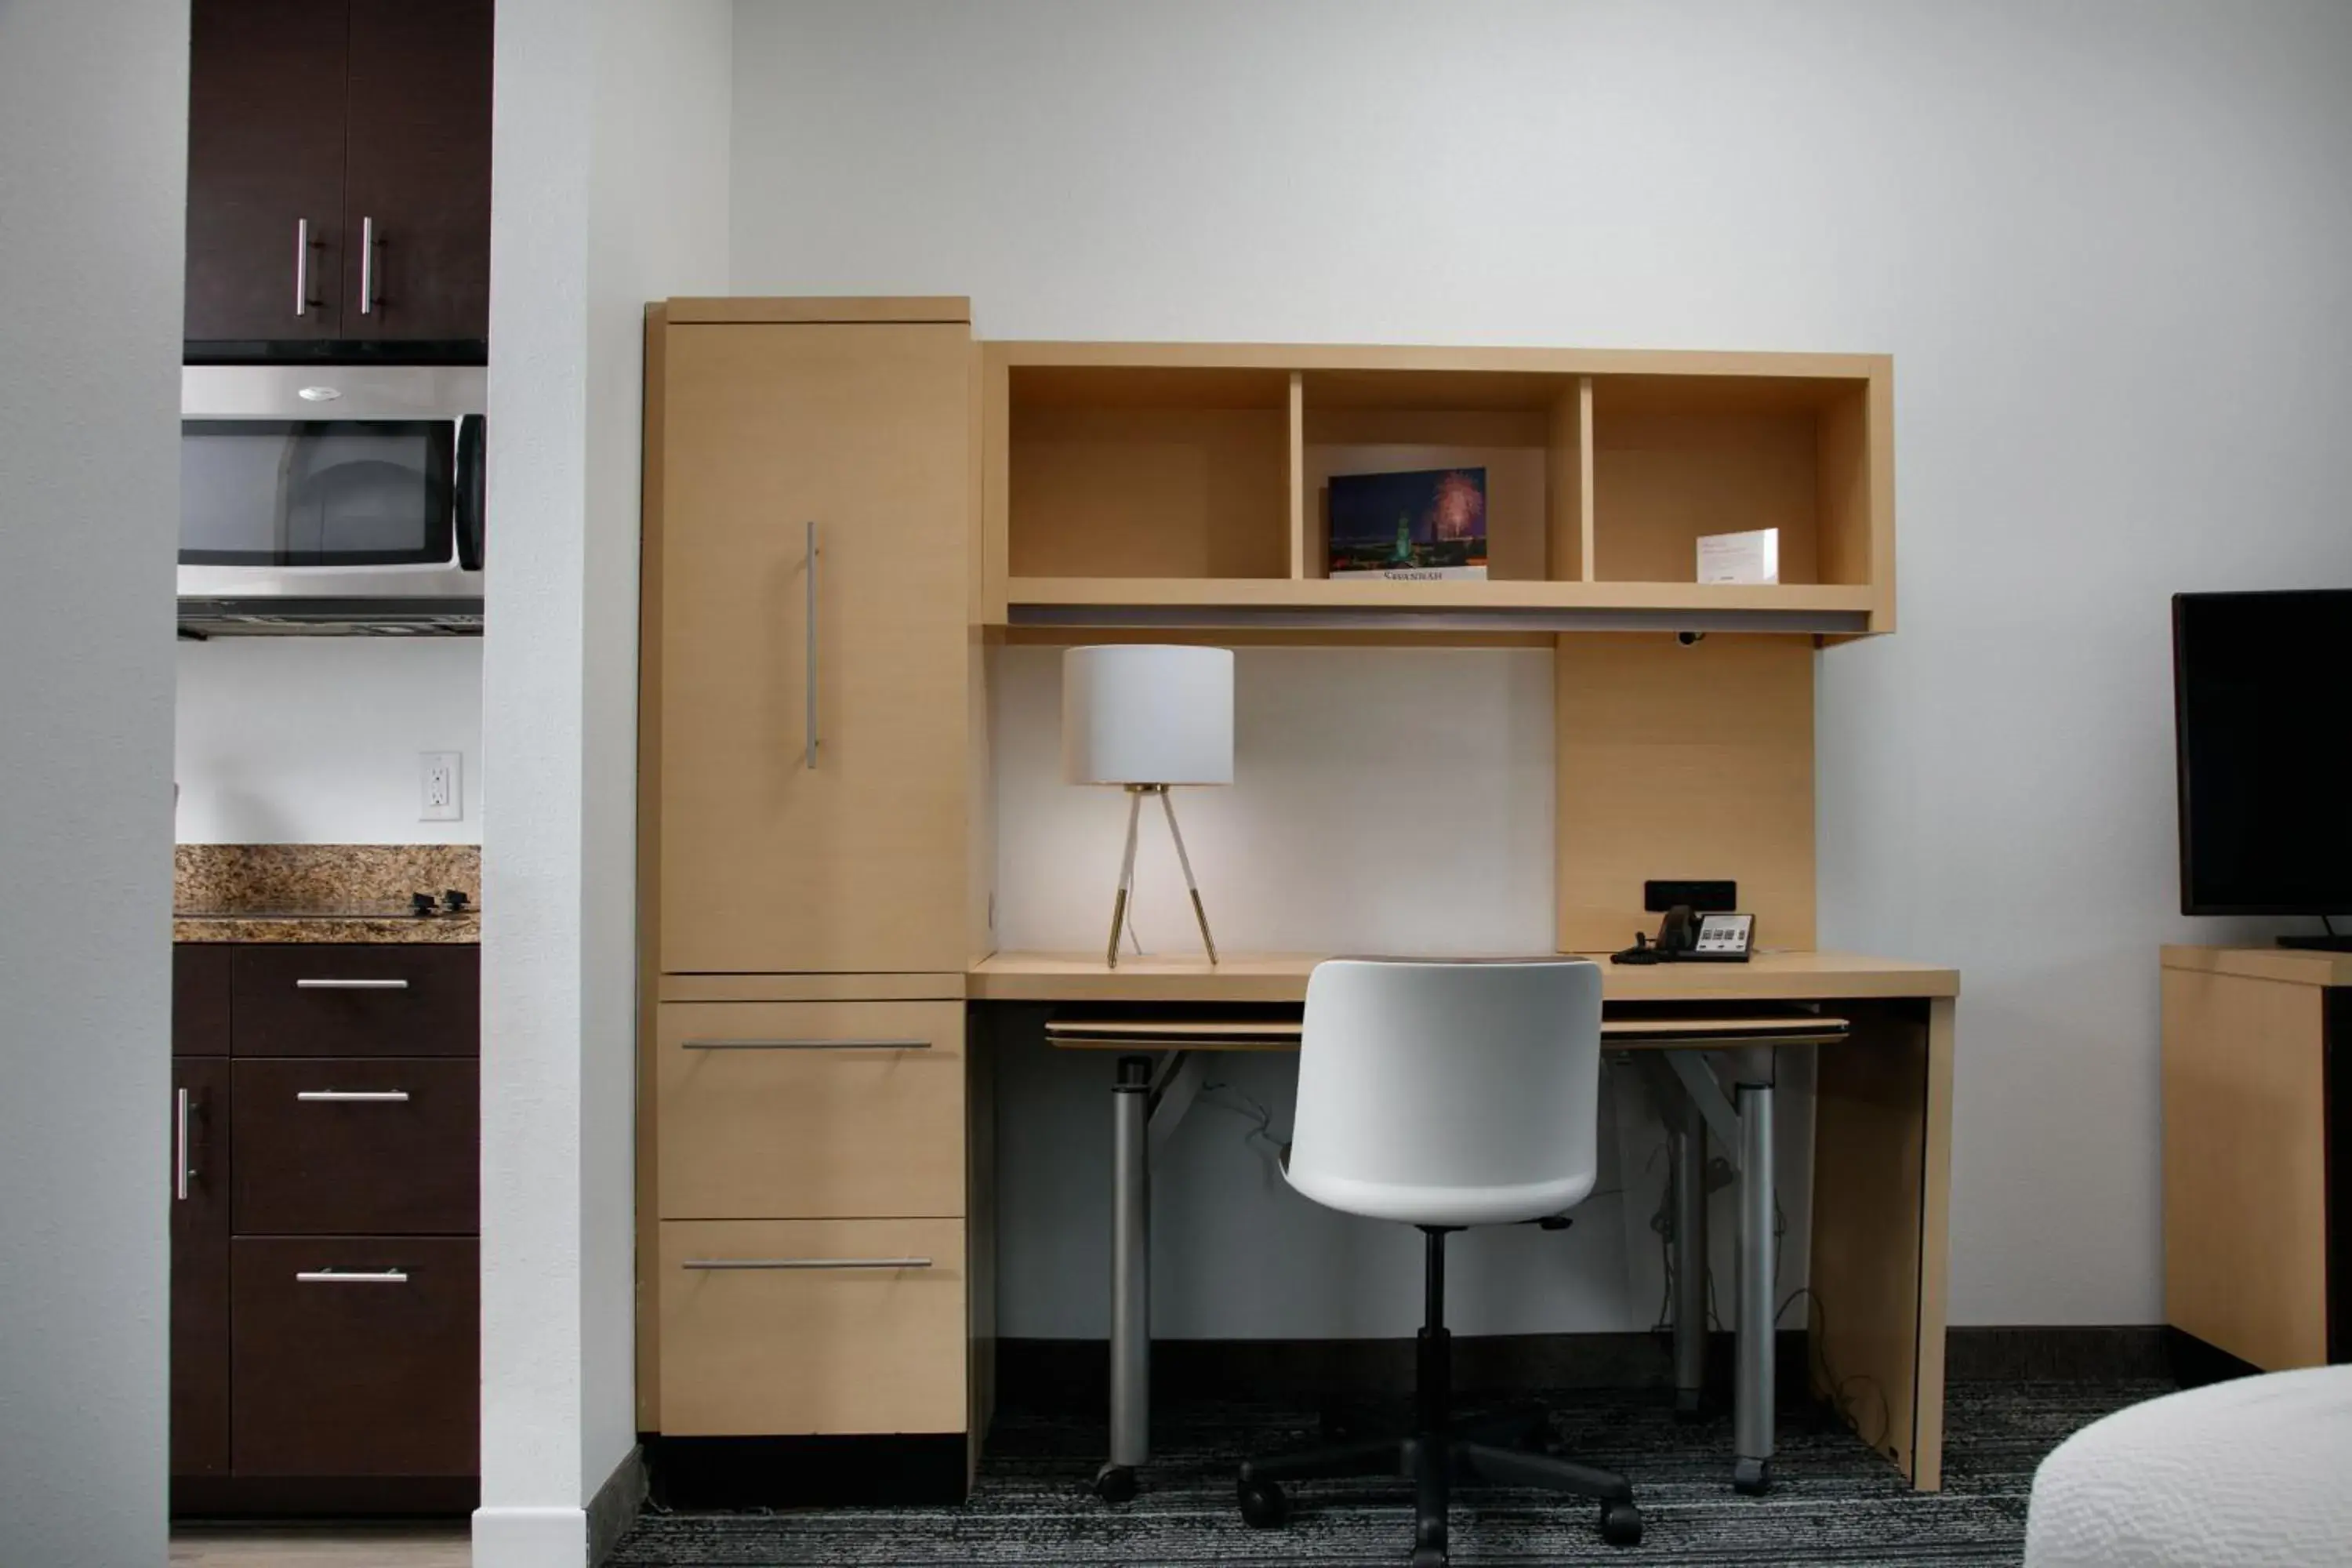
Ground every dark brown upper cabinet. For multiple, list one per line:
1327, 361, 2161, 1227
338, 1, 494, 343
186, 0, 492, 348
186, 0, 352, 343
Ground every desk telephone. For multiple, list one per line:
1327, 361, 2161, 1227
1613, 906, 1755, 964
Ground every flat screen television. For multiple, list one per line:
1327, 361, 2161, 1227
2173, 590, 2352, 936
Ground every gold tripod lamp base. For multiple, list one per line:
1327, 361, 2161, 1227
1103, 784, 1219, 969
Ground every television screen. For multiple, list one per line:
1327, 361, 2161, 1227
2174, 590, 2352, 915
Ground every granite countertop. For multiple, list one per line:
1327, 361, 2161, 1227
172, 911, 482, 945
173, 844, 481, 945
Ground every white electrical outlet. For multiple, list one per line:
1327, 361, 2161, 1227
420, 752, 463, 822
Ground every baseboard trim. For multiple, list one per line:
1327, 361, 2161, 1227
995, 1326, 2176, 1409
644, 1432, 971, 1510
997, 1331, 1808, 1407
586, 1444, 648, 1567
1944, 1327, 2172, 1383
471, 1504, 586, 1568
2160, 1326, 2266, 1388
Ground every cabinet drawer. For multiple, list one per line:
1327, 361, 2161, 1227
658, 1002, 964, 1220
234, 1058, 477, 1235
233, 946, 477, 1057
231, 1237, 477, 1476
659, 1219, 965, 1436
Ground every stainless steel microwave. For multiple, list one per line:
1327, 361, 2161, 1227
178, 365, 485, 629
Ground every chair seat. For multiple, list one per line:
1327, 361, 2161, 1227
2024, 1366, 2352, 1567
1283, 1165, 1596, 1228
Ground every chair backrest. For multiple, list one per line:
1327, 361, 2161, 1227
1283, 958, 1605, 1228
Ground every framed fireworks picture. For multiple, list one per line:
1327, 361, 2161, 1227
1327, 467, 1488, 581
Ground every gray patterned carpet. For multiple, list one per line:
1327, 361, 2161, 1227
609, 1380, 2169, 1566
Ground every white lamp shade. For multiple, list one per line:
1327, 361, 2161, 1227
1062, 644, 1234, 786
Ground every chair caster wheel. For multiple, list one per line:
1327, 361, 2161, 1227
1733, 1456, 1772, 1495
1600, 1498, 1643, 1546
1236, 1476, 1288, 1528
1093, 1464, 1137, 1504
1409, 1548, 1448, 1568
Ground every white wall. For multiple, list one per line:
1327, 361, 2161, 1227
734, 0, 2352, 1330
996, 645, 1554, 955
478, 2, 731, 1563
176, 641, 484, 844
0, 2, 186, 1563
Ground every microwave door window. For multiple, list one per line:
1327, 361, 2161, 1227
180, 420, 456, 567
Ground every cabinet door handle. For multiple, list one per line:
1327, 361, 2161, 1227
296, 1269, 408, 1285
683, 1258, 932, 1272
294, 218, 313, 317
296, 1090, 412, 1103
805, 519, 820, 769
359, 215, 376, 314
680, 1037, 931, 1052
295, 978, 409, 990
174, 1088, 193, 1202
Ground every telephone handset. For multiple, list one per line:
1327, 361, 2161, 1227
1613, 906, 1755, 964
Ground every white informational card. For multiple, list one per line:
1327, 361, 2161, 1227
1330, 564, 1489, 582
1697, 527, 1780, 585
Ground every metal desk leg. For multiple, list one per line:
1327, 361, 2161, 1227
1670, 1090, 1709, 1420
1733, 1055, 1777, 1495
1098, 1054, 1152, 1503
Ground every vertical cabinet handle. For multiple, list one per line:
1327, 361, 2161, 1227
294, 218, 312, 318
805, 520, 820, 768
360, 216, 376, 314
174, 1088, 193, 1202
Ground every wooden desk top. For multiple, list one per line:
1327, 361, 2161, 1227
967, 949, 1959, 1004
2161, 945, 2352, 989
1042, 1014, 1857, 1051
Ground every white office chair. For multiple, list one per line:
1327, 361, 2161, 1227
1236, 958, 1641, 1564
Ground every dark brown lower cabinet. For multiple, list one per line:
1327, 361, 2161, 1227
172, 1058, 233, 1477
232, 1237, 479, 1477
172, 942, 479, 1513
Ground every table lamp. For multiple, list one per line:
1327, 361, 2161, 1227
1062, 644, 1234, 968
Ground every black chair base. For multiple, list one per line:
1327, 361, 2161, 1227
1236, 1230, 1641, 1563
1238, 1422, 1641, 1560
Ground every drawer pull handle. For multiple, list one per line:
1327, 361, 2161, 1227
683, 1257, 932, 1272
296, 1090, 412, 1103
296, 1269, 408, 1285
296, 978, 411, 991
681, 1037, 931, 1052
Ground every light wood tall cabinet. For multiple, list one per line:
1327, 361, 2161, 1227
650, 311, 977, 977
637, 299, 989, 1481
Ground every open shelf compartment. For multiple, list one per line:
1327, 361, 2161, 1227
1003, 363, 1292, 581
1299, 367, 1586, 584
1589, 373, 1879, 590
987, 344, 1890, 636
